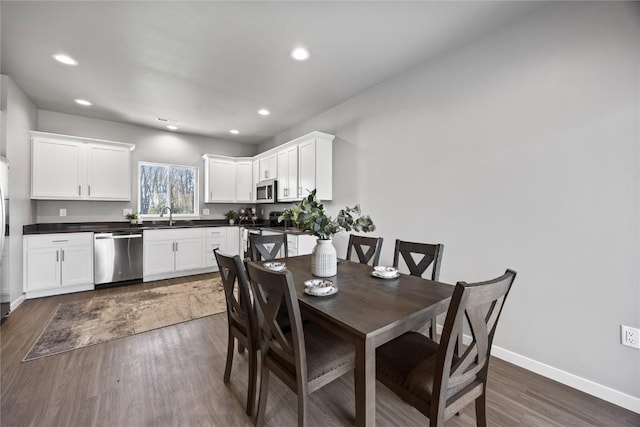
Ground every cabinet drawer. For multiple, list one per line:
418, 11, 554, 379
287, 235, 297, 249
144, 228, 204, 241
25, 232, 93, 249
204, 227, 227, 238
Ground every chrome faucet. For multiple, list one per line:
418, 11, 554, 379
160, 207, 174, 226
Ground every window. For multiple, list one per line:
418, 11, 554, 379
138, 162, 198, 217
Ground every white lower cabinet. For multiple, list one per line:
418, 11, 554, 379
287, 233, 316, 257
143, 228, 206, 281
23, 233, 94, 298
205, 227, 241, 269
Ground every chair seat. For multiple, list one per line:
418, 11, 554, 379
275, 322, 355, 381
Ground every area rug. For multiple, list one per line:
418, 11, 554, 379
23, 278, 226, 362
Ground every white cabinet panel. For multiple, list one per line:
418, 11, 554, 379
32, 137, 83, 199
23, 232, 94, 298
207, 157, 236, 202
235, 161, 253, 202
143, 228, 205, 280
259, 154, 277, 181
277, 146, 298, 201
86, 144, 131, 200
31, 131, 133, 201
25, 248, 60, 291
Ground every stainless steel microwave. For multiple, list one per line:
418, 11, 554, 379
256, 179, 277, 203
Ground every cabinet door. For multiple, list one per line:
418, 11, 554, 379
259, 154, 277, 181
175, 238, 204, 272
277, 150, 289, 200
235, 161, 253, 202
25, 247, 60, 291
60, 245, 94, 287
86, 144, 131, 200
226, 227, 240, 256
298, 139, 316, 199
32, 137, 84, 199
205, 228, 227, 267
208, 158, 236, 202
277, 146, 298, 201
144, 240, 176, 276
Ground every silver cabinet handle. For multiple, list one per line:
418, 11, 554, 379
56, 250, 59, 262
52, 239, 69, 243
88, 185, 91, 196
61, 249, 65, 262
175, 242, 178, 252
78, 185, 81, 196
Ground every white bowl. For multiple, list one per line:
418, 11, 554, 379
373, 266, 398, 278
264, 262, 286, 271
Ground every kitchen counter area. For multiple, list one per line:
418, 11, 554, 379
23, 220, 307, 235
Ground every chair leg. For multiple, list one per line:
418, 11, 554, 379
255, 362, 270, 426
246, 344, 258, 416
298, 393, 309, 427
475, 393, 487, 427
224, 331, 235, 383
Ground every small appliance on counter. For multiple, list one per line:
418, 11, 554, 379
269, 211, 292, 228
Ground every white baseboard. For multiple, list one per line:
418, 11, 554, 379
435, 325, 640, 414
10, 294, 25, 311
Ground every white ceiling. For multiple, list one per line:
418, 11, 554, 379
1, 1, 541, 144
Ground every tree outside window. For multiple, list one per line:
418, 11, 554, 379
139, 162, 197, 216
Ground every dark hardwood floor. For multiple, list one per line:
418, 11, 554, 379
1, 275, 638, 426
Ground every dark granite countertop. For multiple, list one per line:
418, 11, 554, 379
22, 220, 309, 235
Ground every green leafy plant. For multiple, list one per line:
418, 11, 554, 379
279, 189, 375, 240
126, 211, 139, 220
224, 210, 239, 221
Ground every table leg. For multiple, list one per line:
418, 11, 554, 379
355, 337, 375, 427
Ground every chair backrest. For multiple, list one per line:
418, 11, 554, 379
214, 249, 256, 340
392, 239, 444, 280
430, 269, 516, 413
250, 234, 288, 261
346, 234, 383, 266
245, 261, 307, 390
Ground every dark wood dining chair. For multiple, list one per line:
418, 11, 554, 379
245, 261, 355, 427
393, 239, 444, 338
376, 269, 517, 427
213, 249, 259, 417
249, 234, 288, 261
393, 239, 444, 281
345, 234, 383, 266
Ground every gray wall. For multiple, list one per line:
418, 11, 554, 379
1, 75, 37, 304
260, 3, 640, 400
36, 110, 258, 222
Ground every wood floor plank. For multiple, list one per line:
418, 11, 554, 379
1, 275, 638, 426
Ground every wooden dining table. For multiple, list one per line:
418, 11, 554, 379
282, 255, 454, 427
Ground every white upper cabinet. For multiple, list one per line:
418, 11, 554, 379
86, 143, 131, 199
203, 155, 253, 203
235, 160, 253, 202
30, 131, 134, 201
277, 145, 298, 201
298, 133, 333, 200
203, 131, 333, 203
258, 153, 277, 181
205, 156, 236, 202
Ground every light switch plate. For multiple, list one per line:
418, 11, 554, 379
59, 209, 67, 217
203, 208, 210, 216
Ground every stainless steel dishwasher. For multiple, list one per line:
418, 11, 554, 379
94, 231, 143, 285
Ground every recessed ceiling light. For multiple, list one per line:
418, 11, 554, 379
229, 129, 240, 135
74, 99, 92, 106
166, 125, 178, 131
52, 53, 78, 66
258, 109, 270, 116
290, 47, 310, 61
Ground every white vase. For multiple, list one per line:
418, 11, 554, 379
311, 238, 337, 277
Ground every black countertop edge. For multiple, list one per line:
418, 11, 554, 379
23, 220, 282, 235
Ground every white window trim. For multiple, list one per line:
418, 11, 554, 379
137, 161, 199, 218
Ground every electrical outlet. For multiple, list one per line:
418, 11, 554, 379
203, 208, 210, 216
59, 208, 67, 217
123, 208, 133, 216
621, 325, 640, 349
